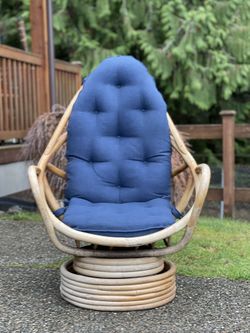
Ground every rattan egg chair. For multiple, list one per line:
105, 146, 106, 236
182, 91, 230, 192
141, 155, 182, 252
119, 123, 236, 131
28, 56, 210, 311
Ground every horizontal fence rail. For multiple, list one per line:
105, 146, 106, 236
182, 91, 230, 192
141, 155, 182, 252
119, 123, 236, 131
177, 111, 250, 218
177, 124, 250, 139
0, 45, 82, 140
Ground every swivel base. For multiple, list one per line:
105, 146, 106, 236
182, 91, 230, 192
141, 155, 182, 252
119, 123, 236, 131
60, 257, 176, 311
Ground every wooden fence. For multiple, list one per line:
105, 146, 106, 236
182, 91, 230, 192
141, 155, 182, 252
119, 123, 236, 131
177, 111, 250, 218
55, 60, 82, 108
0, 45, 82, 140
1, 45, 250, 217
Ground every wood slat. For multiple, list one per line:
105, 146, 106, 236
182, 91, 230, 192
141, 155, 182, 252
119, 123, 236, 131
207, 188, 223, 201
207, 188, 250, 203
13, 60, 19, 130
0, 144, 26, 164
2, 58, 8, 131
36, 66, 43, 115
55, 60, 82, 74
30, 64, 36, 124
176, 124, 222, 140
70, 73, 74, 98
61, 71, 65, 105
0, 45, 42, 65
18, 61, 25, 130
7, 59, 14, 131
235, 124, 250, 139
22, 62, 28, 130
176, 124, 250, 140
55, 66, 82, 107
0, 130, 27, 140
220, 111, 236, 217
63, 71, 67, 105
235, 188, 250, 202
32, 64, 38, 120
27, 64, 32, 127
0, 58, 3, 130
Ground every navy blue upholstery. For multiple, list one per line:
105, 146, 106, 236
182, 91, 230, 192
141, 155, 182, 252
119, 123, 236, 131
63, 56, 176, 236
63, 198, 175, 236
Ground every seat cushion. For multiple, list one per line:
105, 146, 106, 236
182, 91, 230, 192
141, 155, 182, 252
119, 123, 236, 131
63, 197, 175, 237
65, 55, 172, 204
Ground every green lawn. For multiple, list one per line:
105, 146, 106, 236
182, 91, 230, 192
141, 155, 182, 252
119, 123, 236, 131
1, 212, 249, 280
166, 217, 250, 281
0, 211, 42, 222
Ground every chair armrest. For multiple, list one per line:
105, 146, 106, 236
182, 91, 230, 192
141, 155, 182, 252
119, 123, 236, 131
162, 163, 211, 254
28, 163, 210, 257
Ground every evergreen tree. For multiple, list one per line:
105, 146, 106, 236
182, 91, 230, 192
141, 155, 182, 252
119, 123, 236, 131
53, 0, 250, 126
1, 0, 250, 162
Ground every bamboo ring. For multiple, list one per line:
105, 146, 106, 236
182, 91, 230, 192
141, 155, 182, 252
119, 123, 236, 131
60, 258, 176, 311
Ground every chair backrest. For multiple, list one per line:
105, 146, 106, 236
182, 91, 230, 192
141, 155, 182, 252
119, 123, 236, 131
65, 56, 171, 203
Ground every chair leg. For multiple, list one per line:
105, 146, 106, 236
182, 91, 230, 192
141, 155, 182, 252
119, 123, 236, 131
60, 256, 176, 311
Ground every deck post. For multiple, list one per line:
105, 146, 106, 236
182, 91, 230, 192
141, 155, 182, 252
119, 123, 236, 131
30, 0, 51, 114
220, 110, 236, 218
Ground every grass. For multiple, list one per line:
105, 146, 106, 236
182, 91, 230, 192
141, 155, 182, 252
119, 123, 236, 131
0, 210, 42, 222
2, 258, 70, 270
166, 217, 250, 280
1, 212, 249, 280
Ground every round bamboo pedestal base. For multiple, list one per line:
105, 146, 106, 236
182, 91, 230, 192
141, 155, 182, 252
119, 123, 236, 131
60, 257, 176, 311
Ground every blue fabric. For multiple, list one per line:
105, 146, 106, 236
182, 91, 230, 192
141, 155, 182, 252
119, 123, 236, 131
53, 207, 65, 217
63, 198, 174, 237
63, 55, 175, 236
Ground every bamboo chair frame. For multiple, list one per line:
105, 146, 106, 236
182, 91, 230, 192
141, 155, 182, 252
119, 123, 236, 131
28, 87, 211, 259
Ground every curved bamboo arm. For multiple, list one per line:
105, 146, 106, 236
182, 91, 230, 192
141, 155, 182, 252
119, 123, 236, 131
159, 163, 211, 255
28, 162, 210, 256
43, 175, 61, 212
38, 87, 82, 172
167, 114, 197, 175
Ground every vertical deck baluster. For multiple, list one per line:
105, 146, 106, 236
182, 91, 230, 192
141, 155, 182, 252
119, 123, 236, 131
18, 62, 24, 130
55, 69, 58, 106
2, 58, 9, 132
13, 60, 19, 131
22, 62, 28, 131
0, 58, 3, 130
55, 69, 58, 105
36, 65, 43, 115
35, 65, 39, 116
59, 70, 63, 106
27, 64, 33, 127
7, 59, 14, 131
30, 64, 36, 123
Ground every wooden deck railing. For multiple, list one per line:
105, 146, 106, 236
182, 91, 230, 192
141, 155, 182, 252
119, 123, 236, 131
177, 112, 250, 218
0, 45, 82, 140
1, 45, 249, 217
0, 45, 42, 140
55, 60, 82, 107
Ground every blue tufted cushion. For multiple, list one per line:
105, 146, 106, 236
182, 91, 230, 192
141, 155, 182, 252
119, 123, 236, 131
63, 55, 176, 236
63, 198, 174, 237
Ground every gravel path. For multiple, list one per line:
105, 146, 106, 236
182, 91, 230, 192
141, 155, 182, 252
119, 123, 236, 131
0, 219, 249, 333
